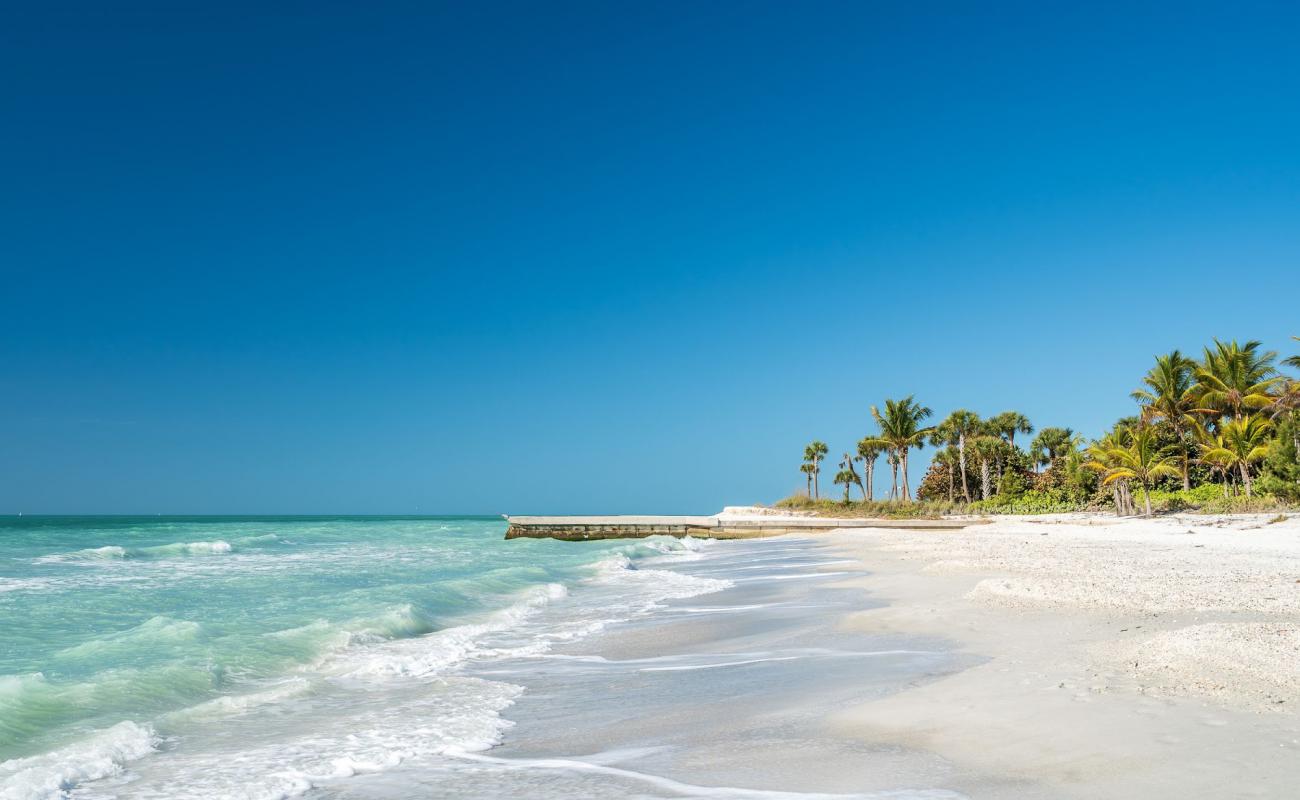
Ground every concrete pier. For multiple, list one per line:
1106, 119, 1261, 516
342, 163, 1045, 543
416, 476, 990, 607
503, 514, 986, 541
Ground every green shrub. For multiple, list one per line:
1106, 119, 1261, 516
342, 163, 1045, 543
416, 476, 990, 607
969, 488, 1084, 515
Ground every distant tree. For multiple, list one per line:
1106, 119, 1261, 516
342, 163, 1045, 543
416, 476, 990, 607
1132, 350, 1199, 490
799, 462, 815, 496
865, 397, 935, 502
1200, 416, 1273, 497
1030, 427, 1075, 471
1094, 426, 1181, 517
1195, 339, 1281, 422
839, 452, 865, 500
855, 439, 883, 501
931, 410, 982, 503
990, 411, 1033, 449
833, 469, 857, 503
970, 435, 1003, 500
803, 441, 828, 499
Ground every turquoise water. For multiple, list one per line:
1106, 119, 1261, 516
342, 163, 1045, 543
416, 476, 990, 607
0, 516, 720, 799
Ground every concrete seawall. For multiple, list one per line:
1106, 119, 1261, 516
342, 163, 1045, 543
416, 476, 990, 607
503, 514, 987, 541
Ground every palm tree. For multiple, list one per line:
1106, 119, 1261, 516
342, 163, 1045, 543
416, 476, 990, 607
970, 435, 1003, 500
833, 469, 857, 503
1195, 339, 1281, 422
990, 411, 1033, 449
1084, 428, 1136, 516
1286, 337, 1300, 371
799, 462, 815, 497
855, 439, 882, 501
1200, 416, 1273, 497
932, 447, 959, 502
866, 397, 934, 502
803, 441, 828, 499
1029, 427, 1074, 472
839, 453, 864, 501
1132, 350, 1199, 490
1193, 422, 1234, 498
931, 410, 981, 503
1094, 426, 1181, 517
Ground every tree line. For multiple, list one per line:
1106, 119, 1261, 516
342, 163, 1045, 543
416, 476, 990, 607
795, 337, 1300, 517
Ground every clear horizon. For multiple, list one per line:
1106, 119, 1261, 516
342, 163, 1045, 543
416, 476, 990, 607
4, 3, 1300, 514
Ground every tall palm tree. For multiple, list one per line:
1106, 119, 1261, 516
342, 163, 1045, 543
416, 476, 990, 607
1200, 416, 1273, 497
1094, 426, 1181, 517
990, 411, 1033, 449
931, 409, 981, 503
1285, 337, 1300, 371
1029, 427, 1075, 471
855, 439, 882, 501
1195, 339, 1281, 421
866, 397, 934, 502
1132, 350, 1199, 490
803, 441, 828, 499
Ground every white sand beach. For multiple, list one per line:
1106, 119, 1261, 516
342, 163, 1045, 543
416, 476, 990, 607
825, 512, 1300, 798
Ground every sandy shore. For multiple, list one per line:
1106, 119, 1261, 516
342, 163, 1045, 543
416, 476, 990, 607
825, 512, 1300, 799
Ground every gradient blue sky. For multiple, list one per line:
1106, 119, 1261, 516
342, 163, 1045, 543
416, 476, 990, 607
3, 2, 1299, 514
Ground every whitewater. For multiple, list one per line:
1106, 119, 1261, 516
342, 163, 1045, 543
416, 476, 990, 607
1, 516, 969, 800
0, 516, 734, 799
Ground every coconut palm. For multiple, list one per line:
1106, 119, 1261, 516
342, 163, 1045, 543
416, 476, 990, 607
930, 409, 981, 503
990, 411, 1033, 449
1084, 428, 1136, 516
803, 441, 828, 499
1286, 337, 1300, 371
1132, 350, 1199, 490
1195, 339, 1281, 422
865, 397, 934, 502
1200, 416, 1273, 497
855, 439, 882, 501
1093, 426, 1181, 517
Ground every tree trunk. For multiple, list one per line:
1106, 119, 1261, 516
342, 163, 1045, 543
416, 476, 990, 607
1111, 485, 1122, 516
901, 449, 911, 502
813, 464, 819, 500
958, 436, 971, 503
1181, 446, 1191, 492
947, 464, 954, 502
865, 463, 874, 501
1142, 483, 1153, 517
980, 458, 991, 500
1241, 462, 1253, 497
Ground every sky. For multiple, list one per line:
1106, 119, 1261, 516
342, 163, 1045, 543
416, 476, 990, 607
2, 1, 1299, 514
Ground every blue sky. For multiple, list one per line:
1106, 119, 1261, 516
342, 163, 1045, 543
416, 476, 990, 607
3, 1, 1299, 513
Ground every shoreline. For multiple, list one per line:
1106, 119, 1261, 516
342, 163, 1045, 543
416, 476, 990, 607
825, 512, 1300, 798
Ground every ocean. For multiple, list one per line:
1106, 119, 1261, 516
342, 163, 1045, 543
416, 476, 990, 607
0, 516, 965, 800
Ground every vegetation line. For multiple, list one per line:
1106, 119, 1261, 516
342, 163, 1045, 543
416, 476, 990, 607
782, 338, 1300, 518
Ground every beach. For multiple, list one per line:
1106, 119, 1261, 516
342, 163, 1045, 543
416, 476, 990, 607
826, 512, 1300, 798
5, 513, 1300, 799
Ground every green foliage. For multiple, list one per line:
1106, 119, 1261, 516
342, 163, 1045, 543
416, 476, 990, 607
773, 495, 957, 519
970, 489, 1083, 514
1257, 416, 1300, 501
